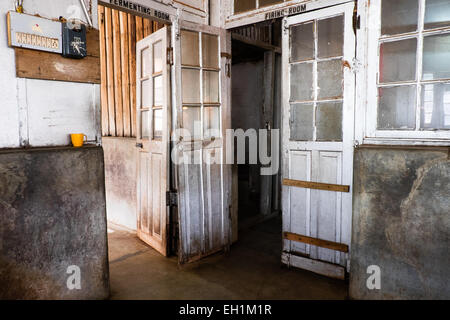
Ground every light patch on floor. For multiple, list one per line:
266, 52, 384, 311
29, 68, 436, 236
107, 217, 348, 300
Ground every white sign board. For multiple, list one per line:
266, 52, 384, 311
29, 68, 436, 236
7, 11, 62, 54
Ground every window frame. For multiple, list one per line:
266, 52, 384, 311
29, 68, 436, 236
179, 28, 223, 142
365, 0, 450, 144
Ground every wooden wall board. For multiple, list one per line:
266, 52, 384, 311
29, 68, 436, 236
15, 28, 101, 84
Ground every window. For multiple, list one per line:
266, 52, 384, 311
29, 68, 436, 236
366, 0, 450, 142
180, 30, 221, 141
234, 0, 284, 14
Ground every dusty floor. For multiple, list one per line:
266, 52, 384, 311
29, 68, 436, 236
108, 217, 348, 300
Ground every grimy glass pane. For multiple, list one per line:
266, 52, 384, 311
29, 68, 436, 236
316, 102, 343, 141
141, 79, 151, 107
203, 71, 220, 103
421, 83, 450, 130
182, 106, 201, 140
379, 38, 417, 83
290, 103, 314, 141
381, 0, 419, 35
259, 0, 283, 7
153, 41, 163, 74
182, 68, 200, 104
153, 108, 163, 138
290, 22, 314, 62
202, 33, 219, 69
141, 110, 150, 139
142, 47, 151, 77
234, 0, 256, 13
378, 85, 416, 129
318, 59, 343, 99
290, 63, 314, 102
425, 0, 450, 30
318, 15, 344, 59
181, 30, 199, 66
423, 34, 450, 81
153, 75, 163, 107
204, 106, 221, 138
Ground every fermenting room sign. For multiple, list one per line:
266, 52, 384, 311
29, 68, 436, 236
7, 11, 62, 54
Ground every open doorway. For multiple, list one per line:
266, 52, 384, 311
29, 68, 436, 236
230, 21, 283, 231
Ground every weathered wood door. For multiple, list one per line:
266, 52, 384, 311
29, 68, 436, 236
136, 27, 171, 256
172, 20, 232, 264
281, 3, 356, 279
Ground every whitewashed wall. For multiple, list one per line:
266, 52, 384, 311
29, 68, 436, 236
0, 0, 100, 148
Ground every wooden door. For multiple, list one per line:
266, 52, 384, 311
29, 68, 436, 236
172, 20, 232, 264
136, 27, 171, 256
281, 3, 356, 279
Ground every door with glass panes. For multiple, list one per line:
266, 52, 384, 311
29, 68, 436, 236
281, 3, 356, 279
173, 20, 232, 264
136, 27, 171, 256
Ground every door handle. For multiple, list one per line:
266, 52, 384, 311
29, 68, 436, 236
136, 143, 143, 149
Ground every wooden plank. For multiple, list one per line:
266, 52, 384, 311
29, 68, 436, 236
282, 252, 345, 280
112, 9, 124, 137
15, 48, 100, 84
143, 19, 152, 37
283, 178, 350, 193
135, 16, 144, 41
14, 26, 101, 85
105, 6, 116, 136
98, 5, 109, 136
86, 28, 100, 58
284, 232, 349, 253
120, 11, 131, 137
128, 13, 137, 137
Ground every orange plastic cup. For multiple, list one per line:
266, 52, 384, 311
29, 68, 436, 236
71, 134, 87, 148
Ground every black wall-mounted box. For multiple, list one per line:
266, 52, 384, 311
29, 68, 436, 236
62, 22, 87, 59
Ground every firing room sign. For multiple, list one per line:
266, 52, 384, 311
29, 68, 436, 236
7, 11, 62, 54
105, 0, 171, 22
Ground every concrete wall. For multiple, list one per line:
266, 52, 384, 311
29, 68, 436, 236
0, 147, 109, 300
103, 137, 137, 231
0, 0, 100, 148
350, 146, 450, 300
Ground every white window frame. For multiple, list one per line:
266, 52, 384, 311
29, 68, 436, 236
364, 0, 450, 145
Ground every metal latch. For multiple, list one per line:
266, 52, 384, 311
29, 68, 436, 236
136, 143, 143, 148
166, 191, 178, 207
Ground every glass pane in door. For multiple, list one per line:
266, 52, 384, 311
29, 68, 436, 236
181, 30, 200, 66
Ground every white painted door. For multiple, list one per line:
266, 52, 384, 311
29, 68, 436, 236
172, 20, 232, 264
136, 27, 171, 256
281, 3, 356, 279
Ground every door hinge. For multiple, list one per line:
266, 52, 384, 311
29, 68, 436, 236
166, 191, 178, 207
353, 6, 360, 34
167, 47, 174, 65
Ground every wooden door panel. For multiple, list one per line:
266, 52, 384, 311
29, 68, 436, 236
202, 148, 224, 252
139, 152, 150, 234
287, 151, 311, 256
178, 152, 204, 261
151, 153, 163, 238
314, 152, 342, 264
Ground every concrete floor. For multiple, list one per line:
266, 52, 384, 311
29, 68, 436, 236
108, 217, 348, 300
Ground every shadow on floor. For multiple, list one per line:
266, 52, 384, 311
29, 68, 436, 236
108, 217, 348, 300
